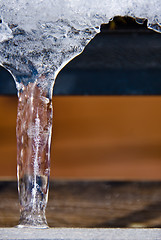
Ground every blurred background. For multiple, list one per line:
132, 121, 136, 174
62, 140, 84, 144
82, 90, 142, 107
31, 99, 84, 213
0, 17, 161, 180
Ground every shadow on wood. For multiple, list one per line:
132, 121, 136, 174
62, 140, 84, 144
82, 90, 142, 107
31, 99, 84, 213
0, 181, 161, 228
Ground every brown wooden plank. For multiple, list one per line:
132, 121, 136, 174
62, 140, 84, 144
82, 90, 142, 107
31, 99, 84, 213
1, 96, 161, 180
0, 181, 161, 228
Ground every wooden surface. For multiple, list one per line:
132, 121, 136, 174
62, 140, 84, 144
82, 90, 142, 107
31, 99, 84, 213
0, 96, 161, 180
1, 181, 161, 228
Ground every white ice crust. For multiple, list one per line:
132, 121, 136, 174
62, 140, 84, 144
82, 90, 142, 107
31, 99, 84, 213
0, 0, 161, 31
0, 0, 161, 86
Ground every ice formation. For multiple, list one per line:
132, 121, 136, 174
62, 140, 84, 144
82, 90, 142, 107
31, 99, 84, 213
0, 0, 161, 92
1, 0, 161, 228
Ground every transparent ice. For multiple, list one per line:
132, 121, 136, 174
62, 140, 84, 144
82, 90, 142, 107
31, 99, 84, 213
0, 0, 161, 228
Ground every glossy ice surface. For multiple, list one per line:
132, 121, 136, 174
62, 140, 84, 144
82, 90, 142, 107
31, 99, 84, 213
16, 81, 52, 227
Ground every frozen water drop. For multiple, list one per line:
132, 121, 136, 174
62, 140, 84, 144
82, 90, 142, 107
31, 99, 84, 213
148, 22, 161, 33
135, 17, 146, 25
0, 19, 13, 43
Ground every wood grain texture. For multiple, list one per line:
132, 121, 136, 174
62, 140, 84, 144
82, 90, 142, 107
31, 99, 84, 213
0, 181, 161, 228
0, 96, 161, 179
